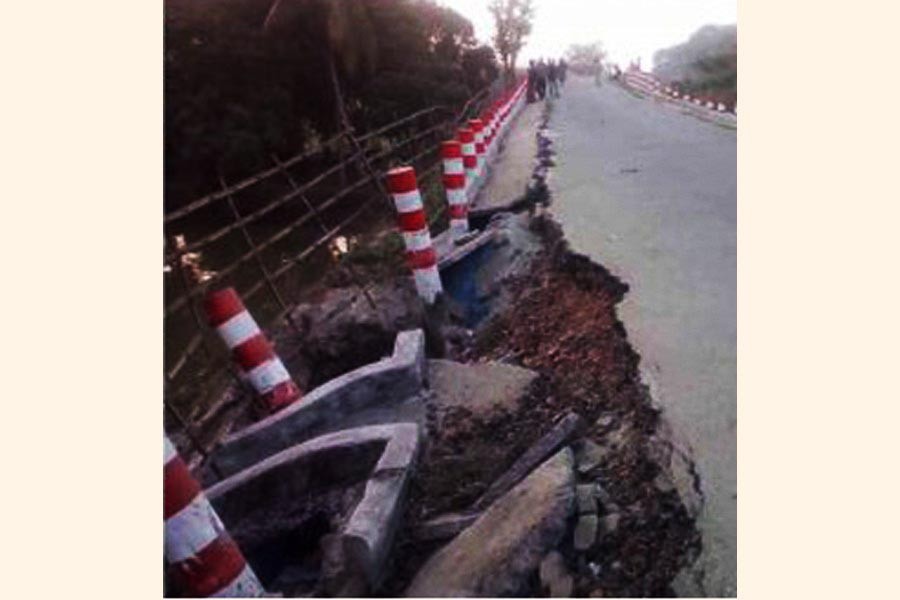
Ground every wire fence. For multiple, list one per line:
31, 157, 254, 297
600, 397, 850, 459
163, 82, 506, 465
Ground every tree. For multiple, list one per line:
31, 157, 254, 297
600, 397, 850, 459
164, 0, 499, 207
461, 45, 500, 91
565, 42, 606, 76
488, 0, 534, 79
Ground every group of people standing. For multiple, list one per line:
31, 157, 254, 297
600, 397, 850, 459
526, 58, 567, 102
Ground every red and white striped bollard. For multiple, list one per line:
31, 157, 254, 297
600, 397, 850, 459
482, 109, 495, 161
165, 435, 264, 597
457, 128, 478, 200
440, 140, 468, 239
386, 166, 443, 304
468, 118, 486, 184
204, 288, 302, 414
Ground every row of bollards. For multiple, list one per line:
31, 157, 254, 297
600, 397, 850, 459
165, 80, 527, 597
387, 79, 528, 306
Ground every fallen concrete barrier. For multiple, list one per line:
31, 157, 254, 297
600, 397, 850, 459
207, 329, 426, 479
207, 423, 422, 596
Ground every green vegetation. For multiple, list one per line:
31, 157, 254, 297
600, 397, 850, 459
652, 24, 736, 106
165, 0, 499, 206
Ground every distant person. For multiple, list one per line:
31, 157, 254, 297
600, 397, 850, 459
547, 59, 560, 98
558, 58, 568, 87
593, 57, 602, 86
535, 58, 548, 100
526, 60, 538, 103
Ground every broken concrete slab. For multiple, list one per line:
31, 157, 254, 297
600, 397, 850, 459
576, 483, 598, 515
593, 482, 617, 513
320, 533, 367, 597
474, 412, 585, 510
427, 358, 537, 420
411, 511, 482, 542
574, 514, 599, 552
432, 227, 497, 271
540, 551, 574, 597
206, 329, 426, 479
599, 513, 621, 537
574, 438, 609, 475
207, 423, 421, 595
405, 448, 575, 597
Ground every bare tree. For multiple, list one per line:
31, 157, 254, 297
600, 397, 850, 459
489, 0, 534, 79
565, 42, 606, 76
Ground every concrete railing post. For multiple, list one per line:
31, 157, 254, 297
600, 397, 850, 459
441, 140, 469, 239
386, 166, 443, 304
204, 288, 302, 414
164, 435, 264, 597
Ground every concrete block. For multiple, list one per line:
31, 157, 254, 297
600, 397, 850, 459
207, 423, 422, 593
433, 227, 497, 271
574, 514, 598, 551
208, 330, 426, 478
576, 483, 598, 515
405, 449, 575, 596
411, 511, 482, 542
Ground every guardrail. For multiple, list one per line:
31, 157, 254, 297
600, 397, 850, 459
621, 68, 736, 115
163, 80, 522, 463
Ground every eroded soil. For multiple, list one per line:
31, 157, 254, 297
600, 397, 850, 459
384, 215, 700, 596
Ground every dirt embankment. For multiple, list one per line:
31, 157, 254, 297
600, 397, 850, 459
385, 214, 700, 597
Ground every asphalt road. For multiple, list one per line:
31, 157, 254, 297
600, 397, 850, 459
549, 76, 736, 596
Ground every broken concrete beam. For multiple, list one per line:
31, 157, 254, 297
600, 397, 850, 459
342, 469, 414, 590
411, 511, 482, 542
319, 533, 368, 598
206, 423, 422, 594
405, 448, 575, 597
208, 329, 426, 479
539, 551, 574, 597
474, 412, 585, 510
432, 227, 497, 271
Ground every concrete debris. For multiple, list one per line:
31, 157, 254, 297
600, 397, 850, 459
574, 514, 599, 552
207, 330, 426, 480
574, 438, 608, 475
410, 511, 481, 542
654, 472, 676, 494
540, 551, 574, 597
427, 358, 538, 421
593, 482, 618, 513
594, 414, 615, 430
206, 423, 422, 596
576, 483, 598, 515
474, 412, 584, 510
599, 513, 621, 537
404, 448, 575, 597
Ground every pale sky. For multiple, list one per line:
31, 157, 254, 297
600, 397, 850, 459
439, 0, 737, 68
